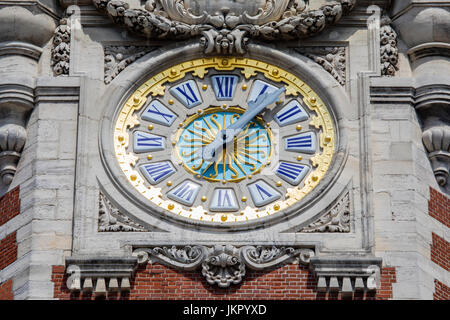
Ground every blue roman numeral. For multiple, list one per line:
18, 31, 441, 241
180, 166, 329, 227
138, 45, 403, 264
212, 75, 238, 100
217, 189, 232, 207
176, 84, 198, 104
168, 180, 200, 205
274, 100, 308, 126
210, 188, 239, 212
248, 180, 281, 207
142, 100, 176, 126
133, 131, 165, 152
248, 80, 278, 103
277, 106, 300, 122
255, 183, 273, 200
137, 133, 163, 147
285, 132, 316, 153
140, 161, 175, 185
170, 80, 202, 108
275, 162, 309, 185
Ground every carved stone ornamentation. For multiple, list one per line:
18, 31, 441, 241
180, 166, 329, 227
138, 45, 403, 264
295, 46, 346, 86
380, 17, 398, 76
65, 257, 137, 296
51, 18, 71, 76
422, 126, 450, 187
0, 124, 27, 185
300, 192, 350, 233
104, 46, 155, 84
133, 245, 315, 288
98, 191, 148, 232
309, 256, 383, 296
202, 245, 245, 287
92, 0, 356, 55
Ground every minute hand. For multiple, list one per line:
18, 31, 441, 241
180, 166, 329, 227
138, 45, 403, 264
202, 87, 285, 162
228, 86, 285, 134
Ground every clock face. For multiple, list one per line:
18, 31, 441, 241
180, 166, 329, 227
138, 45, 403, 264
114, 57, 335, 224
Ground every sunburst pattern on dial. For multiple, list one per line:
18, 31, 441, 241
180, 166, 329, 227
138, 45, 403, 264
114, 57, 335, 224
175, 107, 272, 183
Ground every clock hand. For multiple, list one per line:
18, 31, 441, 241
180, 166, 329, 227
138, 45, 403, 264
202, 86, 285, 163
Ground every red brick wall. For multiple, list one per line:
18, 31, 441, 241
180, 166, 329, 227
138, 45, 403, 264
434, 279, 449, 300
428, 187, 449, 228
51, 264, 396, 300
0, 186, 20, 227
0, 279, 13, 300
430, 233, 449, 272
0, 232, 17, 271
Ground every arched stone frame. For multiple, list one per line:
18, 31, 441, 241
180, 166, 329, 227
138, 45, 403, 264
70, 39, 372, 261
96, 42, 351, 231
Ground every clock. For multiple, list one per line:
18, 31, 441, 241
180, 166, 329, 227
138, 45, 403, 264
113, 57, 335, 224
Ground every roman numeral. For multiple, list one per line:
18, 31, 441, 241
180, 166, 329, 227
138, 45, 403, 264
133, 131, 165, 153
140, 161, 176, 185
275, 162, 309, 185
168, 180, 201, 206
212, 75, 238, 100
274, 100, 308, 126
141, 100, 176, 126
210, 189, 239, 212
170, 80, 202, 108
248, 180, 281, 207
247, 80, 278, 103
285, 132, 316, 153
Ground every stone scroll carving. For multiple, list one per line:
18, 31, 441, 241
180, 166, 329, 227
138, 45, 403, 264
93, 0, 356, 54
295, 46, 346, 86
133, 245, 315, 288
300, 192, 350, 233
104, 46, 156, 84
98, 191, 149, 232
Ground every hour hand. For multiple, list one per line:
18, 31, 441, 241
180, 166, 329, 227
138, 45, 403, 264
202, 87, 285, 163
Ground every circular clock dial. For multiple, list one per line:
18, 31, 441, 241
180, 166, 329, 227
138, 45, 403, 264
114, 57, 335, 224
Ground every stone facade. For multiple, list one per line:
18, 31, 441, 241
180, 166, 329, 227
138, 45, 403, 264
0, 0, 449, 300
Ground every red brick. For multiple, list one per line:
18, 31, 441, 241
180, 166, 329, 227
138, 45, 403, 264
0, 279, 13, 300
430, 233, 449, 272
434, 279, 449, 300
0, 232, 17, 270
0, 186, 20, 227
428, 187, 450, 228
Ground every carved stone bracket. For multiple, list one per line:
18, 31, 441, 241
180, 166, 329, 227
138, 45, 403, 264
295, 46, 346, 86
65, 257, 138, 296
92, 0, 356, 55
51, 18, 71, 76
98, 191, 149, 232
104, 46, 156, 84
380, 17, 399, 76
0, 83, 34, 186
300, 192, 350, 233
422, 126, 450, 187
133, 245, 315, 288
309, 256, 383, 297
